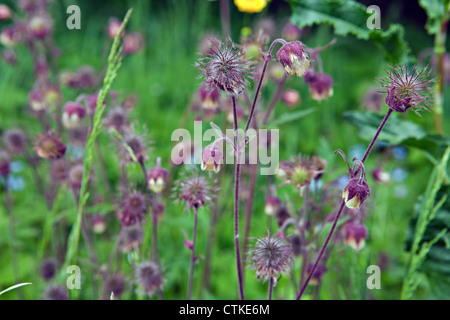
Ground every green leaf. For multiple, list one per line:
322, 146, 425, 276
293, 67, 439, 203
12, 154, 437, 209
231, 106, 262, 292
343, 110, 427, 144
288, 0, 409, 63
419, 0, 449, 35
270, 107, 315, 126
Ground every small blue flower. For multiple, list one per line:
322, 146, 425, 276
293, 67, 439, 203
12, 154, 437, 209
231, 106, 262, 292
7, 175, 25, 191
391, 167, 408, 182
10, 161, 25, 173
392, 146, 407, 160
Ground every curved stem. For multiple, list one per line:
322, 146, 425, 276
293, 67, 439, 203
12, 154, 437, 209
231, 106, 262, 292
244, 38, 287, 133
187, 206, 199, 300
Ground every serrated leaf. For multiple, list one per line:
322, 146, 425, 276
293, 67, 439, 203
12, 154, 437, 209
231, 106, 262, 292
288, 0, 409, 63
343, 110, 427, 144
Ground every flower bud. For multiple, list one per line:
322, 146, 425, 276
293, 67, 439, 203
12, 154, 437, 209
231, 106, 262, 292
27, 14, 52, 40
309, 73, 333, 101
62, 102, 86, 129
147, 159, 168, 193
201, 144, 223, 173
123, 32, 143, 55
0, 4, 11, 21
342, 178, 370, 209
281, 89, 300, 108
0, 26, 19, 47
282, 22, 302, 41
198, 85, 220, 111
343, 222, 368, 251
92, 214, 107, 234
276, 41, 311, 77
40, 258, 57, 281
264, 195, 281, 216
372, 167, 390, 184
34, 133, 66, 160
107, 17, 122, 39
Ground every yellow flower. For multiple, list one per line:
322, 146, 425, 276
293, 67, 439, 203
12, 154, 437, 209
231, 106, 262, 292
234, 0, 267, 13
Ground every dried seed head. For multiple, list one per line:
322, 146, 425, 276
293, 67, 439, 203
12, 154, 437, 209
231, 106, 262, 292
342, 177, 370, 209
104, 273, 125, 299
3, 128, 27, 155
174, 170, 217, 209
135, 261, 164, 298
122, 131, 148, 162
276, 41, 311, 77
378, 64, 433, 115
343, 222, 368, 251
34, 133, 66, 160
247, 234, 293, 286
280, 155, 322, 191
105, 107, 129, 134
120, 224, 143, 252
196, 37, 251, 96
117, 190, 147, 226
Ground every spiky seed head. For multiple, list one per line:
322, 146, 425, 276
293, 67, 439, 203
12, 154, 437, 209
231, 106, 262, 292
196, 37, 251, 96
3, 128, 26, 155
120, 225, 143, 252
135, 261, 164, 298
40, 258, 57, 281
118, 190, 147, 226
42, 285, 68, 300
378, 64, 434, 115
174, 170, 217, 209
247, 234, 293, 286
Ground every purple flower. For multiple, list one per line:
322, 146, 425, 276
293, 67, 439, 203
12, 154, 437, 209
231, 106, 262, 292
308, 73, 334, 101
147, 158, 169, 193
62, 102, 86, 129
201, 144, 223, 173
342, 178, 370, 209
276, 41, 311, 77
343, 222, 368, 251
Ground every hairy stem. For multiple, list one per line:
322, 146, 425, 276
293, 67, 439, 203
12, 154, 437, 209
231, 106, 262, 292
232, 96, 245, 300
187, 206, 199, 300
